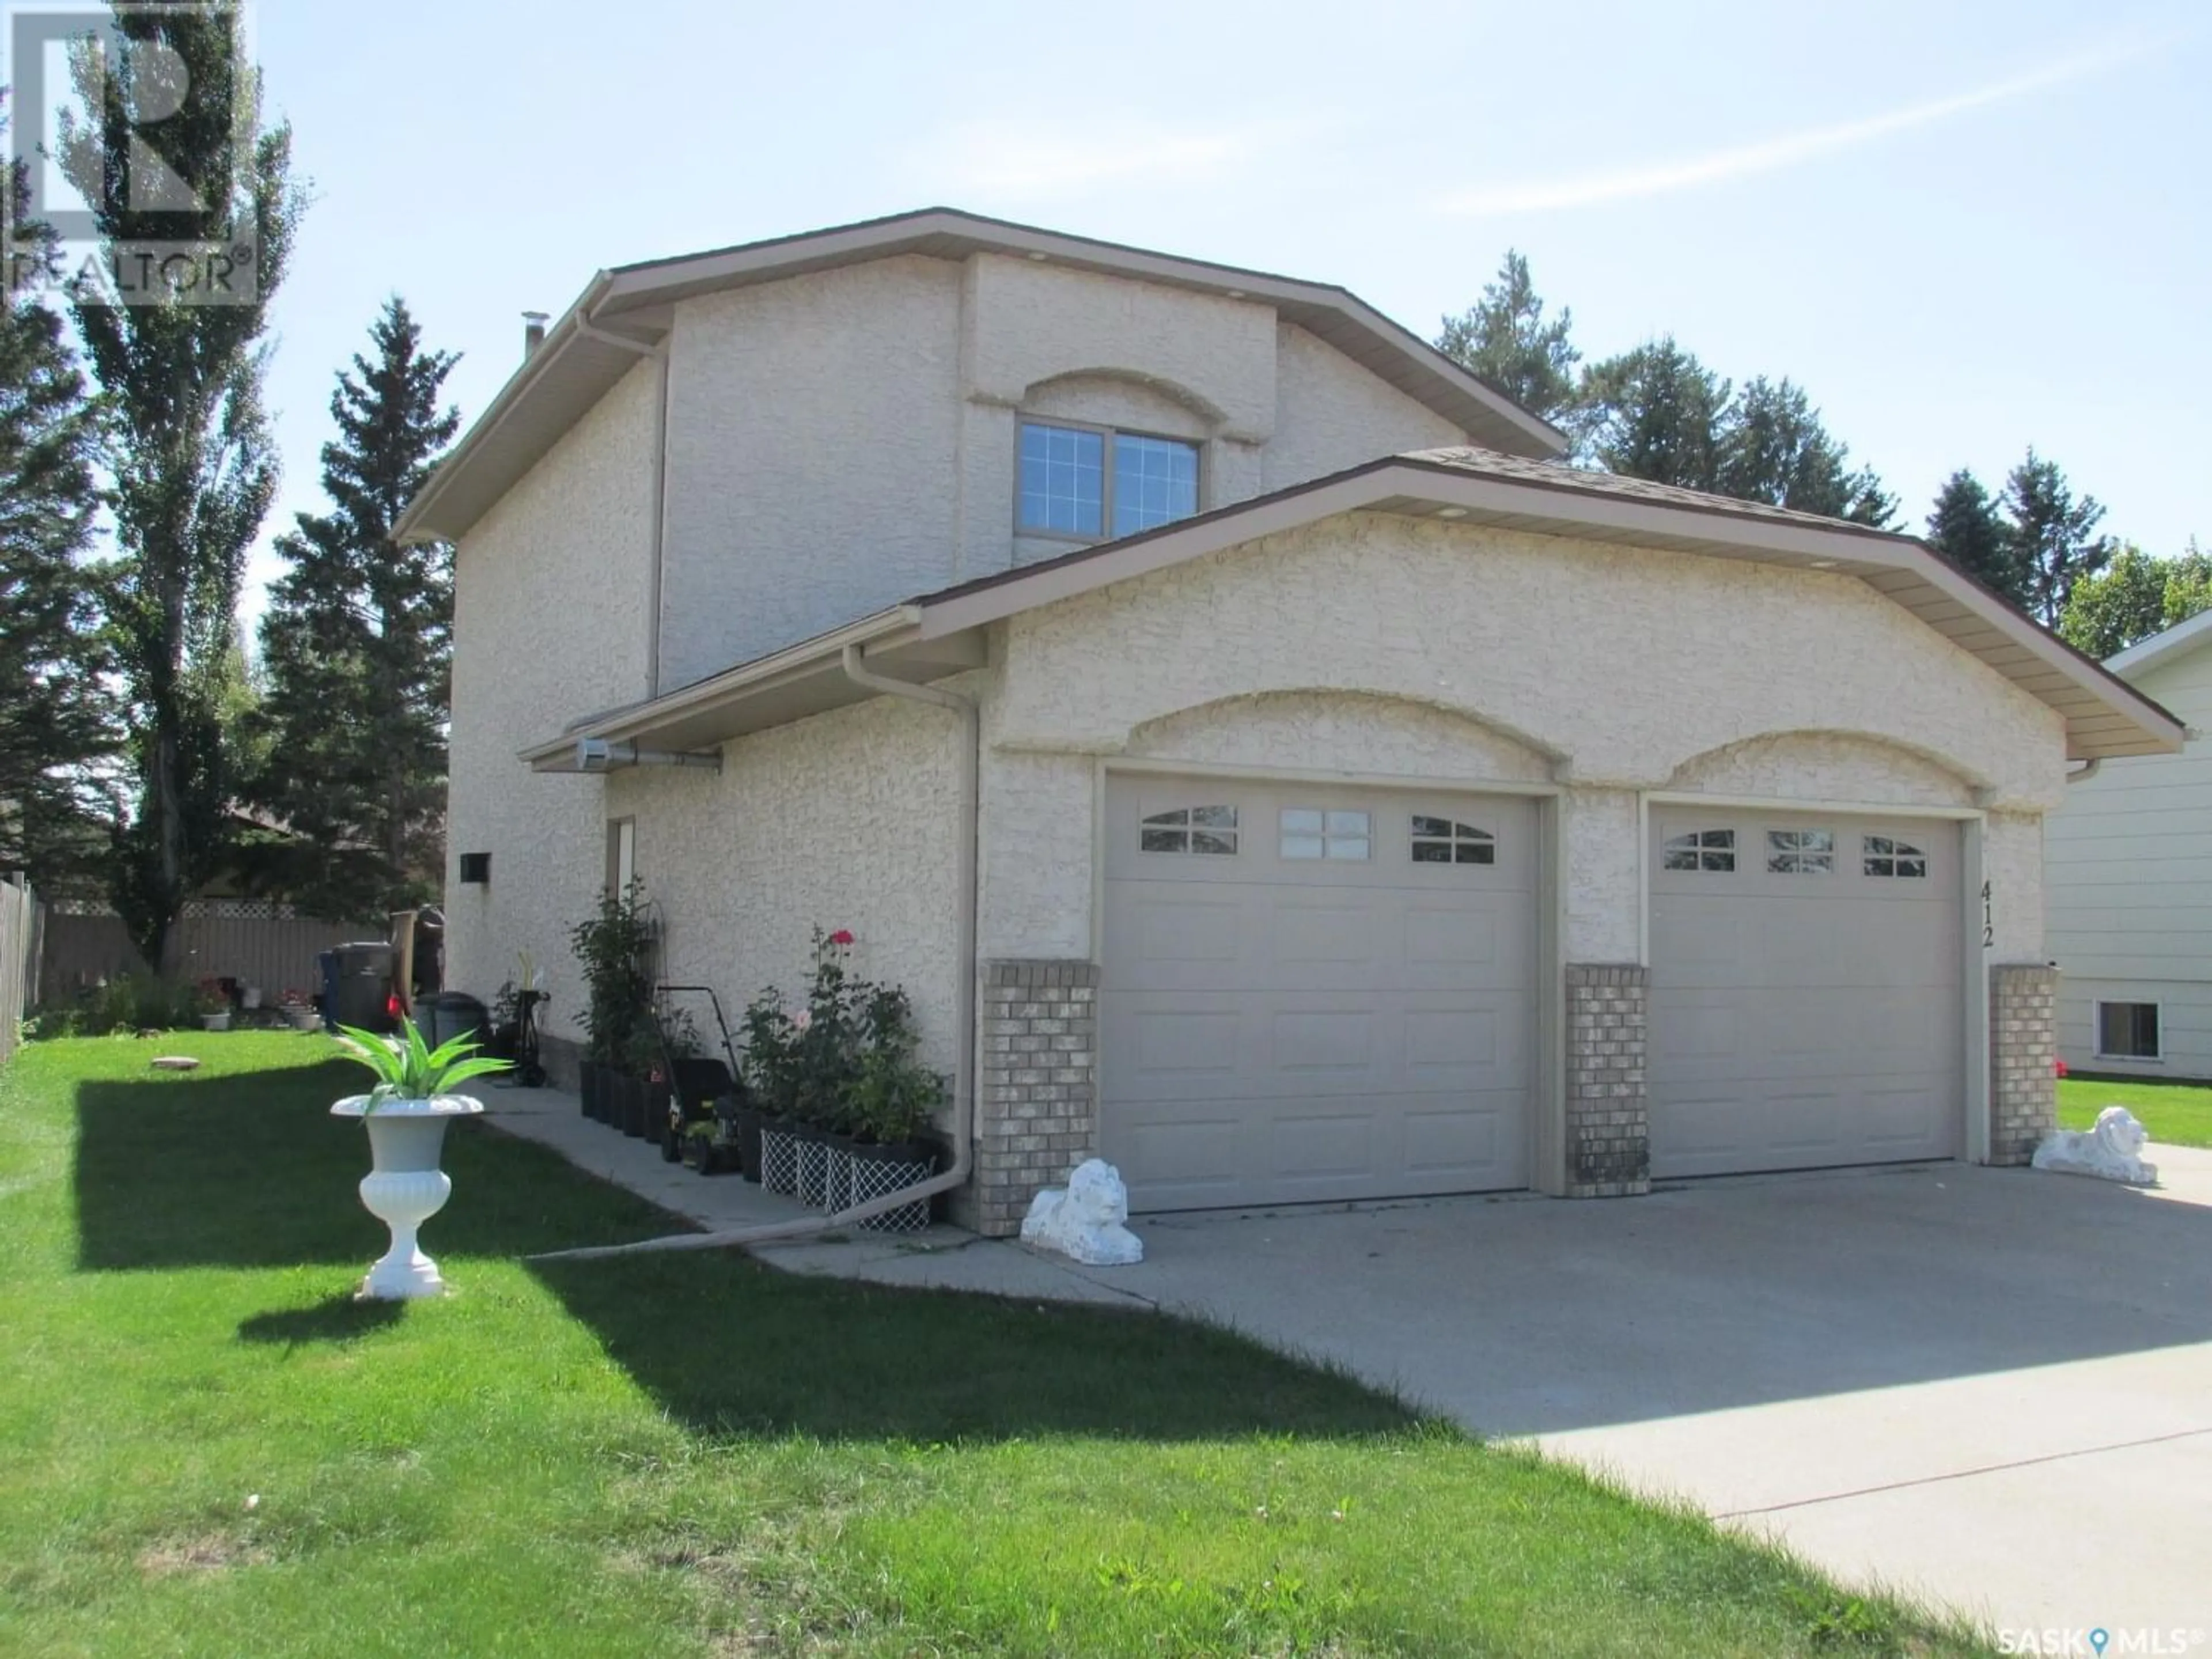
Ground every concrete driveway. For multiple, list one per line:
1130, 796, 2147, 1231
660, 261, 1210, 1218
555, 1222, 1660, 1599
1070, 1150, 2212, 1636
806, 1149, 2211, 1637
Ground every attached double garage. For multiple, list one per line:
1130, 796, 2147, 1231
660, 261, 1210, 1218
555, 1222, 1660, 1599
517, 454, 2182, 1232
1099, 772, 1966, 1212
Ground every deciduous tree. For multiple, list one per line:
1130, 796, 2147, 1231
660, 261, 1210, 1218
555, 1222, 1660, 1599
59, 3, 300, 966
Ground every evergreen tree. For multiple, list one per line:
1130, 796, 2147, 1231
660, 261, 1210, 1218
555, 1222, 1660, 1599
1715, 376, 1898, 527
2002, 449, 2111, 627
1575, 338, 1729, 490
252, 298, 460, 922
0, 126, 113, 893
59, 3, 300, 967
1436, 251, 1580, 422
2058, 545, 2169, 660
1925, 469, 2022, 606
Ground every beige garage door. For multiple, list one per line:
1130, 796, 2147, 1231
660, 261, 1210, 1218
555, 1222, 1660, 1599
1101, 776, 1535, 1213
1649, 808, 1963, 1179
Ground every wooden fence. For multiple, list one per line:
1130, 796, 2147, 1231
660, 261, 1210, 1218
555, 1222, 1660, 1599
40, 899, 362, 1003
1, 878, 41, 1066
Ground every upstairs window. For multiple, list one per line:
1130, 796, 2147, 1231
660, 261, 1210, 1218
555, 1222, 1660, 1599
1141, 805, 1237, 855
1018, 420, 1199, 540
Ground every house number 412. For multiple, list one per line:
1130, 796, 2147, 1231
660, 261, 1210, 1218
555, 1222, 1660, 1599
1980, 880, 1994, 949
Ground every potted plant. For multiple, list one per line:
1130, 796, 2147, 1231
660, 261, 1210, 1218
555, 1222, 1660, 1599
571, 880, 656, 1130
329, 1017, 512, 1300
846, 984, 945, 1233
197, 979, 232, 1032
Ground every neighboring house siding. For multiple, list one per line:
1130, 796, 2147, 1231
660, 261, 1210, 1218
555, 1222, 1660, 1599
658, 255, 965, 689
2047, 642, 2212, 1077
444, 359, 660, 1040
601, 692, 965, 1081
975, 512, 2062, 967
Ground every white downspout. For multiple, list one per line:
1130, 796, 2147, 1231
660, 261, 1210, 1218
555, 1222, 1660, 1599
532, 643, 980, 1260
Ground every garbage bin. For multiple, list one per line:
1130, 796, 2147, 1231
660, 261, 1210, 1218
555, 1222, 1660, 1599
419, 990, 490, 1052
330, 941, 398, 1033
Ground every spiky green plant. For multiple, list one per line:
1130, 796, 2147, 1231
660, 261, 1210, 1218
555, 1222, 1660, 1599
336, 1016, 512, 1111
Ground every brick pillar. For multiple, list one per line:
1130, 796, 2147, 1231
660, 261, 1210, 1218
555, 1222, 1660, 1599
1565, 964, 1650, 1197
956, 959, 1100, 1237
1990, 964, 2057, 1165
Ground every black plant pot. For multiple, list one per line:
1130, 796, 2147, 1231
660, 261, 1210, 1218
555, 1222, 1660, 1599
731, 1104, 763, 1184
619, 1073, 647, 1139
577, 1059, 600, 1119
641, 1075, 672, 1149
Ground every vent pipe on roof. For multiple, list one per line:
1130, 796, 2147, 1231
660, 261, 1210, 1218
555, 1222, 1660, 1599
521, 310, 549, 357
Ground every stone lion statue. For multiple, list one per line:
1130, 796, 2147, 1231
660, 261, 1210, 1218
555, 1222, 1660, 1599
1021, 1158, 1145, 1266
2032, 1105, 2158, 1186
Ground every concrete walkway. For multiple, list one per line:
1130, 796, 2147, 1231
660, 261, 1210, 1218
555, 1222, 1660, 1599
485, 1086, 2212, 1636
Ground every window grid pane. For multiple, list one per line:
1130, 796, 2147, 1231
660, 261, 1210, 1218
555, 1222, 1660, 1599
1018, 422, 1104, 537
1664, 828, 1734, 873
1281, 806, 1369, 861
1413, 815, 1498, 868
1142, 805, 1237, 857
1111, 433, 1200, 536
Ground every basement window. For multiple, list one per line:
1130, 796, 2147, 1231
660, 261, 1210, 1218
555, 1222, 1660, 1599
1766, 828, 1835, 875
1862, 835, 1929, 878
1281, 808, 1371, 861
1141, 805, 1238, 855
1662, 829, 1735, 873
1411, 816, 1497, 865
2094, 1001, 2161, 1062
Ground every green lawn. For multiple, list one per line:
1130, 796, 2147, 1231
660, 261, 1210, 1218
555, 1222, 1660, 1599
0, 1035, 1987, 1657
2059, 1075, 2212, 1149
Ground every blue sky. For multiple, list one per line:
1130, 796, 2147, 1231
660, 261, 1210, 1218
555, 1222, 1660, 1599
237, 0, 2206, 627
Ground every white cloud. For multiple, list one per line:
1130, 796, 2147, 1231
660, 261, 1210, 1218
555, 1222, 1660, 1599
1438, 39, 2157, 216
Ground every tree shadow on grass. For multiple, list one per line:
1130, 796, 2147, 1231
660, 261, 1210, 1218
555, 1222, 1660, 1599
237, 1291, 403, 1347
74, 1064, 683, 1271
529, 1249, 1426, 1444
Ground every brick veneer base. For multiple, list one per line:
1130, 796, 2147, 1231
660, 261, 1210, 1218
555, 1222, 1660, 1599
1990, 964, 2058, 1166
1566, 964, 1651, 1197
956, 959, 1101, 1237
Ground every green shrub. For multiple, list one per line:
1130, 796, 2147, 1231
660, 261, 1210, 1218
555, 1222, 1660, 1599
29, 975, 202, 1038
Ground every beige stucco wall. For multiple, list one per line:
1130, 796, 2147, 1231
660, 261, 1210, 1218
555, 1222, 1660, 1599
602, 692, 965, 1077
659, 255, 966, 688
444, 359, 660, 1038
975, 511, 2067, 964
1265, 323, 1467, 491
653, 251, 1482, 685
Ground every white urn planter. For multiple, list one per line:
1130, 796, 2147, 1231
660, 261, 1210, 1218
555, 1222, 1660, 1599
332, 1094, 483, 1299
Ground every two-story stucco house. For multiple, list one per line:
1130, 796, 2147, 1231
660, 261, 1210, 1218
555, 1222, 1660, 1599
396, 207, 2181, 1234
2047, 611, 2212, 1078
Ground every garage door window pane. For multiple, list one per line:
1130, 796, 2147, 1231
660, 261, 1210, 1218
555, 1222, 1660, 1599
1281, 807, 1369, 860
1142, 805, 1238, 854
2096, 1001, 2161, 1059
1413, 817, 1497, 865
1663, 828, 1734, 872
1767, 829, 1834, 874
1863, 834, 1929, 878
